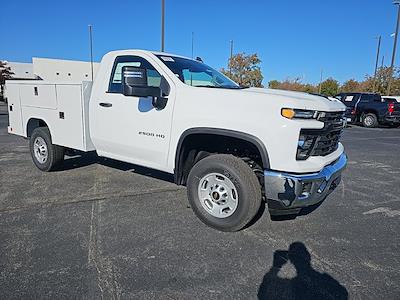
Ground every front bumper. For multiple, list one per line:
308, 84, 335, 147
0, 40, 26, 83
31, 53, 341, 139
264, 153, 347, 215
344, 112, 356, 124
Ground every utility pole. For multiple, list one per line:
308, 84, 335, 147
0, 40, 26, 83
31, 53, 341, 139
387, 0, 400, 95
161, 0, 165, 52
229, 40, 234, 76
88, 24, 94, 82
318, 68, 323, 94
191, 32, 194, 59
373, 35, 381, 92
381, 55, 385, 68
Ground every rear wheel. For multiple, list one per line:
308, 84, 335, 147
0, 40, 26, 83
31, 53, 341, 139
187, 154, 262, 231
362, 113, 378, 128
29, 127, 64, 171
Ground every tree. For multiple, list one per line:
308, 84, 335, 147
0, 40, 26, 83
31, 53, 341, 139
340, 79, 362, 93
268, 78, 317, 93
268, 80, 280, 89
0, 61, 14, 100
277, 78, 305, 92
0, 61, 14, 85
320, 78, 339, 96
221, 53, 263, 87
363, 66, 400, 95
303, 83, 317, 94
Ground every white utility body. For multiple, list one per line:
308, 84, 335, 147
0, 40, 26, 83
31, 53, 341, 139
7, 81, 94, 151
6, 50, 347, 231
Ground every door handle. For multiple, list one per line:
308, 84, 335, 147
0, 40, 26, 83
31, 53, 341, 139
99, 102, 112, 108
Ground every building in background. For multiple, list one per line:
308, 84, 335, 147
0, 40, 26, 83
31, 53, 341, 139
6, 62, 37, 80
4, 57, 99, 82
32, 58, 100, 82
1, 58, 100, 101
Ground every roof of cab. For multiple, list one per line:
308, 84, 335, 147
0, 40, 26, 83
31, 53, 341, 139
104, 49, 193, 61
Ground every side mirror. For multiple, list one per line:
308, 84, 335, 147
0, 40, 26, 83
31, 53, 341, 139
122, 66, 161, 98
122, 66, 170, 110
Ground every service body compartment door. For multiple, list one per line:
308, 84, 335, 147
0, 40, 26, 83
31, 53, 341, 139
5, 83, 24, 135
20, 84, 58, 109
51, 84, 86, 150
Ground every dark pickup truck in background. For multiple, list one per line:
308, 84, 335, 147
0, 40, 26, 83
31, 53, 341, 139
335, 93, 400, 128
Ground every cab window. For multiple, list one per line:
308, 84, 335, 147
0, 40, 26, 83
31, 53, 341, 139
108, 55, 161, 93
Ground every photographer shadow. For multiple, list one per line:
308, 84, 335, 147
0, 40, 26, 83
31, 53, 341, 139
257, 242, 348, 300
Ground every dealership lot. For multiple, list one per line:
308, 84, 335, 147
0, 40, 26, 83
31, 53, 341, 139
0, 102, 399, 299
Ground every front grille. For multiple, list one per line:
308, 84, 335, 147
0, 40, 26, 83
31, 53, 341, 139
318, 111, 346, 130
311, 130, 342, 156
312, 111, 345, 156
297, 111, 345, 160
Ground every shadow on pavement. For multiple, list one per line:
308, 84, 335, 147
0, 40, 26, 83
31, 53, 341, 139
270, 200, 325, 221
58, 151, 174, 183
257, 242, 348, 300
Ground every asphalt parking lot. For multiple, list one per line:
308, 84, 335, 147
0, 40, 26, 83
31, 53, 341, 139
0, 102, 399, 299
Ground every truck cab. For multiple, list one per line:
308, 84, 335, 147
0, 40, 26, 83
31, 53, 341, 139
6, 50, 348, 231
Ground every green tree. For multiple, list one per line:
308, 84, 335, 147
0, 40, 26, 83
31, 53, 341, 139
303, 83, 317, 94
221, 53, 263, 87
0, 61, 14, 85
320, 78, 339, 96
268, 80, 280, 89
0, 61, 14, 101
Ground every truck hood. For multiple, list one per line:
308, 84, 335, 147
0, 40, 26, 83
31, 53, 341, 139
240, 87, 346, 112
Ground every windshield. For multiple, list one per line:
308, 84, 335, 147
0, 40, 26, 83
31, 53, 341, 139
156, 55, 240, 89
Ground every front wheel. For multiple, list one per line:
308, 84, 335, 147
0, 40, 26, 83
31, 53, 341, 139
362, 113, 378, 128
187, 154, 262, 232
29, 127, 64, 171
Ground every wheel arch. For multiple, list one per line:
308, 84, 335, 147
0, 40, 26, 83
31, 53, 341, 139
174, 127, 270, 185
362, 109, 379, 116
26, 118, 50, 137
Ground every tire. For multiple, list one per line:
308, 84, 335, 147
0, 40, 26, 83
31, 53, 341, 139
29, 127, 64, 171
362, 113, 378, 128
187, 154, 262, 232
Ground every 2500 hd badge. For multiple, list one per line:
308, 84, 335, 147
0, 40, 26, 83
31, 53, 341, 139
139, 131, 165, 139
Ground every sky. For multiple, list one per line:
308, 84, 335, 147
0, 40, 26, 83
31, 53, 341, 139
0, 0, 398, 85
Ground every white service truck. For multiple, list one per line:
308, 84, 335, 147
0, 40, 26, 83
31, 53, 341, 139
6, 50, 347, 231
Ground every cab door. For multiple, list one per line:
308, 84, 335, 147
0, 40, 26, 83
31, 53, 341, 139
90, 54, 175, 171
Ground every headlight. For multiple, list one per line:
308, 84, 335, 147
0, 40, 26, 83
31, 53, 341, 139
281, 108, 318, 119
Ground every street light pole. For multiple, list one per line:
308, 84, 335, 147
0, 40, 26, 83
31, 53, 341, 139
229, 40, 234, 76
88, 24, 94, 82
318, 68, 323, 94
373, 35, 381, 92
387, 0, 400, 95
191, 32, 194, 59
161, 0, 165, 52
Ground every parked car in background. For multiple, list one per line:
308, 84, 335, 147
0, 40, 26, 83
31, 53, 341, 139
335, 93, 400, 128
382, 96, 400, 103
